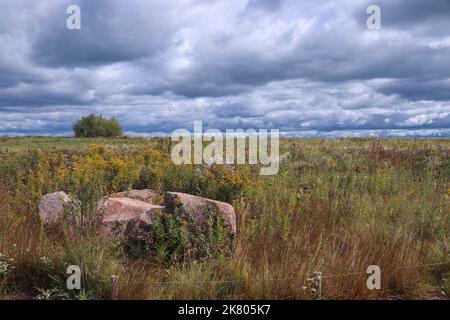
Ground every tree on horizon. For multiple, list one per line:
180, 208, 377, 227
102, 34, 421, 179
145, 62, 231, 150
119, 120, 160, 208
73, 114, 123, 137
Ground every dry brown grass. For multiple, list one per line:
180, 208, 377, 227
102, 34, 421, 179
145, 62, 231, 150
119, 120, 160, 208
0, 138, 449, 299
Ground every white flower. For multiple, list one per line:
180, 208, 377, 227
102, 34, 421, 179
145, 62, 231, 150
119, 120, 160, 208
40, 256, 52, 265
0, 253, 15, 277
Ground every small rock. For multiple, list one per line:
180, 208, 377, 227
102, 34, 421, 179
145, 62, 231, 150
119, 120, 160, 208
38, 192, 71, 224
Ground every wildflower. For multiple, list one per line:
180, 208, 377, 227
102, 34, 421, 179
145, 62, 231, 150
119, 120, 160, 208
0, 253, 15, 277
40, 256, 52, 266
278, 152, 291, 165
36, 288, 69, 300
303, 271, 322, 297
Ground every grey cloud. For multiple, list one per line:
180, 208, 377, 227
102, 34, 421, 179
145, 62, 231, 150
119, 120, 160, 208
246, 0, 282, 11
377, 79, 450, 101
30, 0, 176, 67
376, 0, 450, 29
0, 0, 449, 136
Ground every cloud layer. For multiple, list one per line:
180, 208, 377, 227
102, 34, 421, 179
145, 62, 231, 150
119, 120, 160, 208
1, 0, 449, 137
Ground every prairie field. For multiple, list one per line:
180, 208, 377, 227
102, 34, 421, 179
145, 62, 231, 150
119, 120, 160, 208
0, 137, 449, 300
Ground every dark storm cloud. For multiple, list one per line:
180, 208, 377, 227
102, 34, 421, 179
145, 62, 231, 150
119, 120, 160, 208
246, 0, 282, 11
30, 0, 175, 67
0, 0, 449, 136
364, 0, 450, 28
377, 79, 450, 101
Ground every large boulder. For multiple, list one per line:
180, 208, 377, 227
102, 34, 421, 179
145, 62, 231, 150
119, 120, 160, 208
38, 192, 71, 224
110, 189, 158, 204
99, 197, 164, 239
164, 192, 236, 235
40, 190, 237, 244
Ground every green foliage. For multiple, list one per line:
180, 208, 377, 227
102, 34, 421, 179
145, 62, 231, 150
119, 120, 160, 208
133, 207, 231, 264
161, 164, 251, 203
0, 138, 449, 299
73, 114, 123, 138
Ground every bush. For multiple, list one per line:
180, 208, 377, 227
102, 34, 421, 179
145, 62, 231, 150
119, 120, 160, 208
73, 114, 123, 138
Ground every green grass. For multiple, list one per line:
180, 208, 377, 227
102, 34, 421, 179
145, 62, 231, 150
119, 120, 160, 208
0, 137, 449, 300
1, 136, 447, 151
0, 137, 160, 151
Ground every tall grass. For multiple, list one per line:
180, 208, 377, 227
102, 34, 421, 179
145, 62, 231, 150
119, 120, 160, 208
0, 138, 449, 299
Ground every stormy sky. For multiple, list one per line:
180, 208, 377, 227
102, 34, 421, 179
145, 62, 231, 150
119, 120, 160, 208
1, 0, 449, 137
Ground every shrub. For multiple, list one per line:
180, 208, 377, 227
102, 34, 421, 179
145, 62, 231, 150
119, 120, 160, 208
73, 114, 123, 138
124, 207, 232, 264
